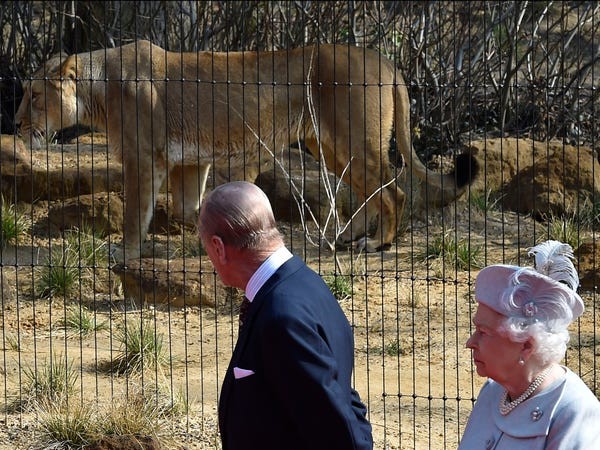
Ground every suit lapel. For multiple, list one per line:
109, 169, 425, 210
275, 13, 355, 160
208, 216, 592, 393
231, 255, 303, 356
219, 256, 304, 428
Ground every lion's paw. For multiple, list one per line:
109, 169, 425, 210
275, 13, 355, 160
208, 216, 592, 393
108, 242, 127, 265
354, 236, 385, 253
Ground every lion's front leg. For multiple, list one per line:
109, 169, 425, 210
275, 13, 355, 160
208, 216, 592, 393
342, 170, 405, 253
120, 152, 167, 261
170, 163, 210, 225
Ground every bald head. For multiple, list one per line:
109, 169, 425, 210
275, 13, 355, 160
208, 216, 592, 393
198, 181, 283, 250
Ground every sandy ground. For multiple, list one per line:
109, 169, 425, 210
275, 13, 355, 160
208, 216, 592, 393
0, 142, 598, 449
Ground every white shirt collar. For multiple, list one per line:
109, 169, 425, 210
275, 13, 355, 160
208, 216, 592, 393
245, 246, 293, 301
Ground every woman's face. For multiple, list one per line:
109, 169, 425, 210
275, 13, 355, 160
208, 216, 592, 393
466, 303, 523, 383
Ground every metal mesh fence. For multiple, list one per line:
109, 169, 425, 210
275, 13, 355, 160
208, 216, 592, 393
0, 1, 598, 449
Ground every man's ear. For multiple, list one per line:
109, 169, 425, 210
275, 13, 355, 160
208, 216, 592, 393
211, 235, 227, 263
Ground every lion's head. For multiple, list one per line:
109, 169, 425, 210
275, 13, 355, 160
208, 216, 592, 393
15, 54, 80, 148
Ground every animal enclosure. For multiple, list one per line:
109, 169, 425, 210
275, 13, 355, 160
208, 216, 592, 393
0, 2, 599, 449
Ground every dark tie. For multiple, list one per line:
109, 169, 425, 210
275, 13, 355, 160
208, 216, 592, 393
239, 296, 251, 329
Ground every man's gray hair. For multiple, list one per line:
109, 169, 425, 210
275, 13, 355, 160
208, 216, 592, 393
199, 181, 282, 249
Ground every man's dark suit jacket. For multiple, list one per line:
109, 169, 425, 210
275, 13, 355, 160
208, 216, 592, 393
218, 255, 373, 450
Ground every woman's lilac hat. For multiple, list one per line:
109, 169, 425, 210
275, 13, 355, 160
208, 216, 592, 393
474, 240, 584, 325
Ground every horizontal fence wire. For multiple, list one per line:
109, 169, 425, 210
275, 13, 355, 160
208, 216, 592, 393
0, 1, 598, 449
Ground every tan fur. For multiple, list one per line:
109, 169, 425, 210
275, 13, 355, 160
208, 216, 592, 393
15, 40, 475, 259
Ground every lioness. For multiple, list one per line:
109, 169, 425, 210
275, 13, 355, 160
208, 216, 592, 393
16, 40, 477, 259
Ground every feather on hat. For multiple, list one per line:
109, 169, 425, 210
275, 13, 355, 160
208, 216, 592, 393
475, 240, 584, 323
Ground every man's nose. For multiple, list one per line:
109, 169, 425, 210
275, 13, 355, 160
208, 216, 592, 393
465, 335, 475, 349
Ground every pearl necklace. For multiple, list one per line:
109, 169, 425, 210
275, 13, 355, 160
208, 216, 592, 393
499, 365, 553, 416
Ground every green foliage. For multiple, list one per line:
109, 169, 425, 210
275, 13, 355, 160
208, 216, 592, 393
36, 246, 82, 299
546, 214, 580, 250
368, 339, 406, 357
423, 232, 483, 271
323, 274, 353, 301
0, 198, 31, 248
455, 240, 483, 271
22, 353, 78, 406
112, 317, 170, 375
64, 225, 109, 268
36, 400, 94, 449
383, 339, 405, 357
470, 189, 502, 213
55, 305, 108, 338
574, 197, 600, 231
4, 333, 20, 351
36, 226, 108, 299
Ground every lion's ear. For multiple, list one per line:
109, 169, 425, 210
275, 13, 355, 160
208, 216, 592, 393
60, 55, 81, 81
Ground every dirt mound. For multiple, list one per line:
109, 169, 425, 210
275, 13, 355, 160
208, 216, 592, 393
469, 137, 600, 218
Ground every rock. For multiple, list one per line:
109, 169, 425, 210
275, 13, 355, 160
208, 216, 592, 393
0, 141, 123, 203
256, 169, 354, 224
255, 147, 354, 224
112, 258, 233, 307
47, 192, 124, 236
576, 242, 600, 291
501, 143, 600, 220
469, 138, 600, 219
84, 434, 161, 450
46, 193, 192, 237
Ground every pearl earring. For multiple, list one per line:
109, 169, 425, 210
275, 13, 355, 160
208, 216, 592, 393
518, 356, 525, 365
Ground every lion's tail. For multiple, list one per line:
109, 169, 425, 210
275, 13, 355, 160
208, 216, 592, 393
393, 76, 478, 207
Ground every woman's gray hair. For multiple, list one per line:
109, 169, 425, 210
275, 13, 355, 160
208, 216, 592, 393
495, 272, 576, 365
199, 181, 282, 250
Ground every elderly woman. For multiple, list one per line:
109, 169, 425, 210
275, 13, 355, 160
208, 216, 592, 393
459, 240, 600, 450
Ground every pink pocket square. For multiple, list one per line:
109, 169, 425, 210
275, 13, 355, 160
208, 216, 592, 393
233, 367, 255, 379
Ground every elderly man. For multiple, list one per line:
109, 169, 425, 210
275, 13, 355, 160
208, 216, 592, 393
197, 181, 373, 450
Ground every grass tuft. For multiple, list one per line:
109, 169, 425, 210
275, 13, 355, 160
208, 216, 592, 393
422, 232, 483, 271
546, 213, 580, 249
35, 225, 110, 300
112, 317, 170, 375
55, 305, 109, 338
36, 246, 82, 299
32, 382, 183, 449
64, 225, 109, 268
0, 197, 31, 248
470, 189, 503, 213
20, 353, 78, 409
323, 273, 353, 301
36, 399, 94, 448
